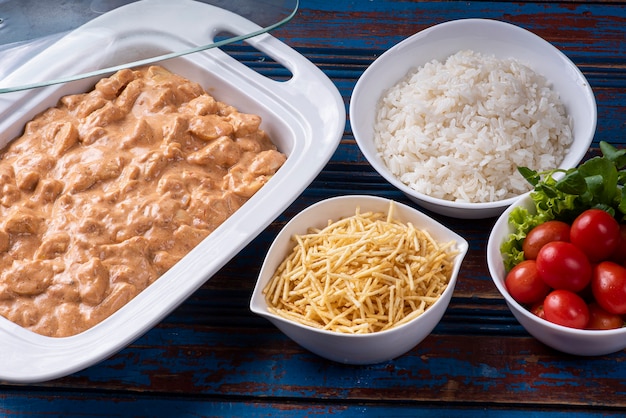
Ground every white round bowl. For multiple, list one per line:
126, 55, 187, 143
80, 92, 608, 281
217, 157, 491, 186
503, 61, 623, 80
487, 193, 626, 356
250, 195, 469, 364
350, 18, 597, 219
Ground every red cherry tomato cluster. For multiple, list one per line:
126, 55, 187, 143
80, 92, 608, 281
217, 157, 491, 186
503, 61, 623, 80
505, 209, 626, 330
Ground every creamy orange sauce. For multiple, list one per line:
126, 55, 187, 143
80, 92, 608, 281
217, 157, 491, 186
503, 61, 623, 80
0, 66, 286, 337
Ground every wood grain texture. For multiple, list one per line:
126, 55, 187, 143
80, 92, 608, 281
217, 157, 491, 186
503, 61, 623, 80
1, 1, 625, 416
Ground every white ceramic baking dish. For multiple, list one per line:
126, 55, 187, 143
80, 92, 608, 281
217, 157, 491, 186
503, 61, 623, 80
0, 0, 344, 382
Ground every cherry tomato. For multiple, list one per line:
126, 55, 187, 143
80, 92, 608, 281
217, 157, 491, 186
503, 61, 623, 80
522, 220, 570, 260
505, 260, 551, 304
609, 224, 626, 264
570, 209, 620, 263
592, 261, 626, 315
530, 302, 546, 320
543, 289, 590, 329
586, 302, 625, 330
536, 241, 592, 292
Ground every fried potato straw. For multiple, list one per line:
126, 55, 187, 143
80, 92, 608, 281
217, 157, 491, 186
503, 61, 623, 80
263, 203, 458, 334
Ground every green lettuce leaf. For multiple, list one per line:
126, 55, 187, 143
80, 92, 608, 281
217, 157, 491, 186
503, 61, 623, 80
500, 141, 625, 272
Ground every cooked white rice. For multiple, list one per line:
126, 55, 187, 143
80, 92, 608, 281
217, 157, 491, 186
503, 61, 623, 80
374, 49, 573, 203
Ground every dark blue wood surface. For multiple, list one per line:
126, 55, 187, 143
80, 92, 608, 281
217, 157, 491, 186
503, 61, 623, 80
1, 0, 625, 416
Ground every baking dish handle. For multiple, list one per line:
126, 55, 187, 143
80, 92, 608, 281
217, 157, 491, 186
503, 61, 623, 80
210, 15, 340, 107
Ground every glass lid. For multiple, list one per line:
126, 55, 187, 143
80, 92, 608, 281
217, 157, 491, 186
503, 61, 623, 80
0, 0, 298, 93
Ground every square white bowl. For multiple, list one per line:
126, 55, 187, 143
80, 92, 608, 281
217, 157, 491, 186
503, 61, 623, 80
250, 195, 469, 364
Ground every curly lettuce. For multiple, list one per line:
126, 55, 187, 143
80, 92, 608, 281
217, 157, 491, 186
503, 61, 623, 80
500, 141, 626, 271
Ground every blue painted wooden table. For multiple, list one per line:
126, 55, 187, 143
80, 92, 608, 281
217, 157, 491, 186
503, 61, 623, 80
1, 1, 625, 416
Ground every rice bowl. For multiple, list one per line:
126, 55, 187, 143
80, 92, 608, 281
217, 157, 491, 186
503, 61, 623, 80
350, 18, 596, 219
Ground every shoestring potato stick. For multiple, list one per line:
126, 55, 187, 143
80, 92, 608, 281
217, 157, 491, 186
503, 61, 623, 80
263, 202, 458, 334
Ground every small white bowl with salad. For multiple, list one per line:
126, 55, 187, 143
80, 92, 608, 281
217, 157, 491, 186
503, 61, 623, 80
487, 141, 626, 356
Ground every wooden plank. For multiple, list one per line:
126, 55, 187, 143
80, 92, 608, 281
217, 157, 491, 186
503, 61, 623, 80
12, 325, 624, 409
0, 395, 624, 417
273, 1, 626, 60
